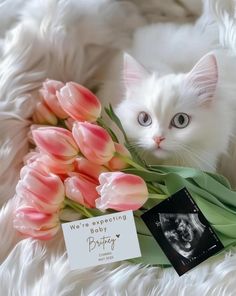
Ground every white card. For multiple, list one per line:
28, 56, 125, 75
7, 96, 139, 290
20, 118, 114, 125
62, 210, 141, 270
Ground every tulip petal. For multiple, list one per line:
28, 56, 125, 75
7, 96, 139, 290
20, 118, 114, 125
33, 127, 79, 162
18, 167, 65, 204
57, 82, 101, 122
65, 173, 99, 208
13, 206, 60, 240
107, 142, 131, 170
72, 121, 115, 165
41, 80, 68, 119
74, 157, 108, 181
96, 172, 148, 211
33, 101, 58, 125
17, 163, 65, 214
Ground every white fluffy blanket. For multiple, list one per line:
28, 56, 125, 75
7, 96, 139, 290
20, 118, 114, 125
1, 0, 236, 295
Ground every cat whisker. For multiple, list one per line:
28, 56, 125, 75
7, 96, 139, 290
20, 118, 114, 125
125, 140, 152, 161
172, 150, 187, 167
127, 141, 144, 151
177, 143, 216, 171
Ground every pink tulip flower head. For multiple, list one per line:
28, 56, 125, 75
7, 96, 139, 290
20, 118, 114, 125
32, 101, 58, 125
17, 163, 65, 213
65, 173, 99, 208
13, 206, 60, 240
41, 79, 68, 119
28, 125, 50, 145
96, 172, 148, 211
107, 142, 131, 170
42, 155, 75, 174
74, 156, 108, 181
23, 150, 42, 166
72, 121, 115, 165
32, 126, 79, 163
24, 147, 74, 175
57, 82, 101, 122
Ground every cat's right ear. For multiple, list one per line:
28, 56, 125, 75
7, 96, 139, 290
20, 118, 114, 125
186, 53, 218, 102
123, 53, 149, 88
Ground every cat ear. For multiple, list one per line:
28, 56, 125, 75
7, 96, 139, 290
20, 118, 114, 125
123, 53, 149, 88
186, 53, 218, 101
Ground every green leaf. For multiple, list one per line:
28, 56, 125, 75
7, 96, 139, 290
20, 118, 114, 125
104, 104, 147, 167
96, 117, 119, 143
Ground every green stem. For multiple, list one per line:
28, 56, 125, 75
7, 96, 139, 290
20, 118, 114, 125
97, 117, 119, 143
147, 188, 157, 194
115, 152, 148, 172
64, 198, 93, 218
148, 193, 167, 200
147, 183, 164, 194
96, 117, 106, 128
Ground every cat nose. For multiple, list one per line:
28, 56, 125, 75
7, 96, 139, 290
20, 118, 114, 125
153, 136, 165, 146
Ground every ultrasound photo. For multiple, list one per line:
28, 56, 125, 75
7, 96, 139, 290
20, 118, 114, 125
141, 188, 224, 276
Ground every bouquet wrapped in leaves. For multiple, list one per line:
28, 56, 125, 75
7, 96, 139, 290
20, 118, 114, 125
14, 80, 236, 266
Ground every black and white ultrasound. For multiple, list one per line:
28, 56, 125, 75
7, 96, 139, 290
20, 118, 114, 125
141, 188, 224, 276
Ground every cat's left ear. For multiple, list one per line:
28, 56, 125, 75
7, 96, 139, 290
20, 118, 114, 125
123, 53, 149, 88
186, 53, 218, 101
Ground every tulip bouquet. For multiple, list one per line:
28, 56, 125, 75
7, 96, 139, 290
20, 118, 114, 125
13, 80, 236, 266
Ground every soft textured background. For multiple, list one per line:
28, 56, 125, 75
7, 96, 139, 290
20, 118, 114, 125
0, 0, 236, 295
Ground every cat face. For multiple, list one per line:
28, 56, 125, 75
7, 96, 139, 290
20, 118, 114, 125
115, 53, 232, 170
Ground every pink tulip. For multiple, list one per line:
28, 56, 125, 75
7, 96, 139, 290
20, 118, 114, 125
28, 125, 49, 145
41, 155, 75, 174
32, 101, 58, 125
33, 126, 79, 162
23, 150, 42, 165
96, 172, 148, 211
57, 82, 101, 122
65, 173, 99, 208
107, 142, 131, 170
74, 157, 108, 181
72, 122, 115, 165
17, 164, 65, 213
13, 206, 60, 240
40, 79, 68, 119
24, 150, 74, 175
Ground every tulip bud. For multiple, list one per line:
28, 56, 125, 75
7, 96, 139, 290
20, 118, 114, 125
96, 172, 148, 211
107, 142, 131, 170
74, 157, 108, 181
24, 150, 75, 175
32, 126, 79, 163
32, 101, 58, 125
17, 164, 65, 213
72, 121, 115, 165
40, 79, 68, 119
23, 150, 42, 165
28, 125, 49, 145
13, 206, 60, 240
42, 155, 75, 174
65, 173, 99, 208
57, 82, 101, 122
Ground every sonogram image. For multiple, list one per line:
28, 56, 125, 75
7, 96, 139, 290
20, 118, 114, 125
159, 213, 205, 259
141, 188, 224, 275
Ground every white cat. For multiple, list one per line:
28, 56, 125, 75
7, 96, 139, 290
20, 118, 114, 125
114, 52, 235, 172
98, 14, 236, 173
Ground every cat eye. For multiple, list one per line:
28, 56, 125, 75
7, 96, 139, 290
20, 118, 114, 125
137, 112, 152, 126
171, 113, 190, 129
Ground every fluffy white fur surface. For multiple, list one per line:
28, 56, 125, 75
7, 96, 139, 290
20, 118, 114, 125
1, 0, 236, 295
